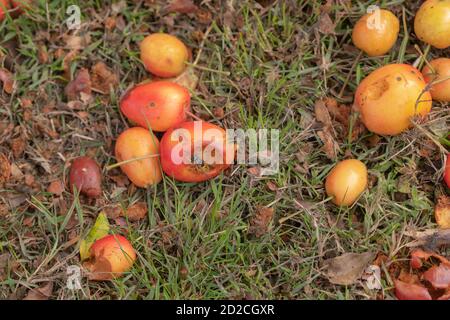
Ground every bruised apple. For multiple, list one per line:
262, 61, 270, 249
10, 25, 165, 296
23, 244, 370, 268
140, 33, 189, 78
355, 64, 432, 135
422, 58, 450, 102
325, 159, 368, 206
352, 9, 399, 56
120, 81, 190, 132
115, 127, 162, 188
84, 234, 136, 281
69, 156, 102, 198
414, 0, 450, 49
160, 121, 236, 182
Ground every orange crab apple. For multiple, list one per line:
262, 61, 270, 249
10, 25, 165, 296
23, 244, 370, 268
115, 127, 162, 188
84, 235, 136, 281
354, 64, 432, 136
120, 81, 190, 132
414, 0, 450, 49
422, 58, 450, 102
352, 9, 400, 56
140, 33, 189, 78
160, 121, 236, 182
325, 159, 368, 206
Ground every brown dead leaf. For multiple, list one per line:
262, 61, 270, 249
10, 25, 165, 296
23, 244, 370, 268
318, 13, 335, 34
0, 153, 11, 185
63, 34, 91, 51
23, 282, 53, 300
104, 204, 123, 219
394, 280, 432, 300
249, 206, 274, 237
47, 180, 64, 195
166, 0, 198, 14
323, 252, 374, 285
169, 67, 198, 92
0, 68, 15, 94
65, 68, 92, 102
406, 229, 450, 250
123, 202, 147, 222
315, 100, 332, 127
91, 62, 119, 94
435, 196, 450, 229
317, 129, 340, 160
10, 135, 27, 158
62, 50, 78, 80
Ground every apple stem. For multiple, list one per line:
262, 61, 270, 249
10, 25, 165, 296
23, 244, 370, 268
106, 154, 160, 171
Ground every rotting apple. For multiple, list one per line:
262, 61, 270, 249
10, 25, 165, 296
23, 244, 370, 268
140, 33, 189, 78
115, 127, 162, 188
354, 64, 432, 136
69, 156, 102, 198
325, 159, 368, 206
120, 81, 190, 132
352, 9, 399, 56
84, 234, 136, 281
414, 0, 450, 49
422, 58, 450, 102
160, 121, 236, 182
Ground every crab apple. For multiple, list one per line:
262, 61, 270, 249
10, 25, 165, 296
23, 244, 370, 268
120, 81, 190, 132
414, 0, 450, 49
422, 58, 450, 102
354, 64, 432, 136
69, 156, 102, 198
352, 9, 399, 56
140, 33, 189, 78
325, 159, 368, 207
115, 127, 162, 188
160, 121, 236, 182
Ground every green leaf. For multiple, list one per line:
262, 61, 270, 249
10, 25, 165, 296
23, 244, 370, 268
79, 212, 110, 261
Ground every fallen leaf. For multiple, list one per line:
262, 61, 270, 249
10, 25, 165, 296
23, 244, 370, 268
47, 180, 64, 195
0, 68, 15, 94
249, 206, 274, 237
63, 34, 91, 51
435, 196, 450, 229
91, 61, 119, 94
166, 0, 198, 14
323, 252, 374, 285
318, 13, 335, 34
423, 264, 450, 289
10, 135, 27, 158
362, 265, 382, 290
79, 212, 110, 261
123, 202, 147, 222
104, 204, 123, 219
314, 100, 333, 127
410, 248, 450, 269
394, 280, 432, 300
65, 68, 92, 102
0, 153, 11, 185
317, 129, 340, 160
23, 282, 53, 300
169, 66, 198, 91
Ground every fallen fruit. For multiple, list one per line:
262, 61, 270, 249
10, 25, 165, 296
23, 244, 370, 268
435, 196, 450, 229
445, 155, 450, 188
84, 234, 136, 280
69, 156, 102, 198
325, 159, 368, 206
422, 58, 450, 102
394, 280, 432, 300
160, 121, 236, 182
115, 127, 162, 188
354, 64, 432, 135
414, 0, 450, 49
352, 9, 399, 56
120, 81, 190, 132
140, 33, 189, 78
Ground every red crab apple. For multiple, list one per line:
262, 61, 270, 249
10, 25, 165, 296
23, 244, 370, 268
69, 156, 102, 198
84, 234, 136, 281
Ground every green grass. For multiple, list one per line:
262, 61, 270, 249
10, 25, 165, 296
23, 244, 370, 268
0, 0, 448, 300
